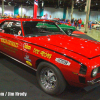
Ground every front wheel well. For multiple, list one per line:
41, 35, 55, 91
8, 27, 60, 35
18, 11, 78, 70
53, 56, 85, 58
35, 59, 69, 84
36, 59, 55, 69
36, 59, 58, 69
35, 59, 45, 69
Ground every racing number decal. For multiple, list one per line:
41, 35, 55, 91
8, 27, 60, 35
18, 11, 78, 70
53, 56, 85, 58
33, 48, 52, 59
24, 45, 31, 50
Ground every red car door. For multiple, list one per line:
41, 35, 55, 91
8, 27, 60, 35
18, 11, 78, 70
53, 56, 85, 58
0, 21, 24, 62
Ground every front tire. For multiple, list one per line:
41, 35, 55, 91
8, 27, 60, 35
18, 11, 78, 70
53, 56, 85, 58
36, 62, 66, 95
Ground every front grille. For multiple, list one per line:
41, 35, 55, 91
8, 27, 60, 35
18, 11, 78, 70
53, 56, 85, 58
94, 77, 100, 83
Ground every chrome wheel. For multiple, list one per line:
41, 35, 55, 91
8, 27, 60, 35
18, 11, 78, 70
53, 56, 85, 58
40, 67, 57, 91
37, 62, 66, 95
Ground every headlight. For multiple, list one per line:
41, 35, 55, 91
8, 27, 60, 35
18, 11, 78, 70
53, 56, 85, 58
91, 67, 98, 77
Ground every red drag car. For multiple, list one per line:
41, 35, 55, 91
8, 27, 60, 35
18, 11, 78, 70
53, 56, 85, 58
0, 18, 100, 95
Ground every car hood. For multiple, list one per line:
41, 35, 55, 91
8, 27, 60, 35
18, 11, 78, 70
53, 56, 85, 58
27, 35, 100, 58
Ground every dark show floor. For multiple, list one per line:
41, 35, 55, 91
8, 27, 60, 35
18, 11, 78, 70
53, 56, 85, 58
0, 33, 100, 100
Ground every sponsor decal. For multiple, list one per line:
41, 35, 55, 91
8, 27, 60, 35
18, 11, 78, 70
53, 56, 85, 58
55, 58, 71, 66
1, 43, 18, 53
23, 43, 31, 51
24, 55, 31, 62
1, 38, 18, 48
33, 48, 52, 59
26, 61, 32, 66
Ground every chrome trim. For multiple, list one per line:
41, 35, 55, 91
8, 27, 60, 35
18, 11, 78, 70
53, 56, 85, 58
87, 79, 100, 85
0, 51, 37, 71
40, 67, 57, 90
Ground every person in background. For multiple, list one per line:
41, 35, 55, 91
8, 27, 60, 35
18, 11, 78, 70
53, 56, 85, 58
74, 19, 78, 29
67, 19, 70, 24
2, 15, 7, 18
78, 18, 82, 30
42, 15, 46, 19
23, 14, 26, 18
48, 15, 52, 20
89, 20, 92, 30
8, 15, 12, 18
16, 14, 20, 18
45, 13, 48, 19
71, 18, 74, 26
29, 16, 31, 18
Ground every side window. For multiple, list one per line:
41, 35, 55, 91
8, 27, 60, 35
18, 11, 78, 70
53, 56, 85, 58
10, 26, 22, 36
0, 21, 8, 33
23, 22, 37, 37
0, 21, 22, 36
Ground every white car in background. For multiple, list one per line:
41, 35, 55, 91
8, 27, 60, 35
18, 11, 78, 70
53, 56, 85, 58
92, 20, 100, 29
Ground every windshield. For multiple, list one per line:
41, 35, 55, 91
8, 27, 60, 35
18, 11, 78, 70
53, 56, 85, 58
22, 21, 65, 37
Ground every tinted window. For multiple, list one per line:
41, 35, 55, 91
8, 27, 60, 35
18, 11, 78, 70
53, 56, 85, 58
23, 21, 65, 37
0, 21, 22, 36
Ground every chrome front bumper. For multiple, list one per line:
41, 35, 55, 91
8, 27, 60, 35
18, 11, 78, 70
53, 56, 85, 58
87, 78, 100, 85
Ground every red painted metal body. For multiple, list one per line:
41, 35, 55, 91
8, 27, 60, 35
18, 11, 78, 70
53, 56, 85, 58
0, 18, 100, 88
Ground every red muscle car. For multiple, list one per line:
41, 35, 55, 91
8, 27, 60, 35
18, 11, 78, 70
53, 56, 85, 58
0, 18, 100, 95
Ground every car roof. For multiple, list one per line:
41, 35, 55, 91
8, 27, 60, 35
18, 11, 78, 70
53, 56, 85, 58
0, 18, 54, 23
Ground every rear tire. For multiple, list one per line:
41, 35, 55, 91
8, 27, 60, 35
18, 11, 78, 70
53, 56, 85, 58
36, 62, 66, 95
